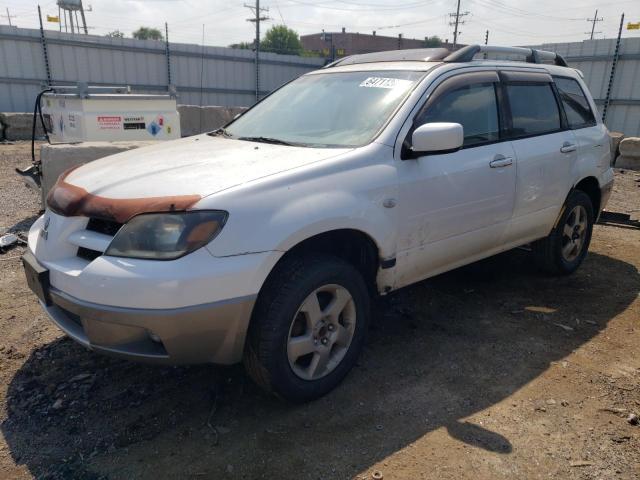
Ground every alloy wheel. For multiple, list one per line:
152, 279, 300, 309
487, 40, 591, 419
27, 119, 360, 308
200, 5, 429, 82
561, 205, 588, 262
286, 284, 357, 381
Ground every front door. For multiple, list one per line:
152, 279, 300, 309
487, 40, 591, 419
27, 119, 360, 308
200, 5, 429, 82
394, 71, 517, 288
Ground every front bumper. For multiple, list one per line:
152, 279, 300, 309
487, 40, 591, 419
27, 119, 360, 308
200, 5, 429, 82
44, 286, 256, 365
25, 211, 283, 364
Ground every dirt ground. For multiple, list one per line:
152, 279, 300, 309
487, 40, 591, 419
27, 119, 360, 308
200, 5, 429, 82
0, 141, 638, 480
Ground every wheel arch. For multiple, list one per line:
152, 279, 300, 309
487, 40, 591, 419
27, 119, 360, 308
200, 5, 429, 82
266, 228, 381, 293
572, 176, 601, 215
243, 228, 382, 369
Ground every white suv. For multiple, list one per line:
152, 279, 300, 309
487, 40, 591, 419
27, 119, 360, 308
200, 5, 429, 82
24, 45, 614, 402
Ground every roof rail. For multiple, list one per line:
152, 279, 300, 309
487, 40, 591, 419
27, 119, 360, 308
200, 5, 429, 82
444, 44, 568, 67
323, 48, 450, 68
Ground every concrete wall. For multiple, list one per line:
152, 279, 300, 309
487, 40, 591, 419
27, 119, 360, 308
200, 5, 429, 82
0, 25, 324, 113
0, 113, 45, 141
177, 105, 247, 137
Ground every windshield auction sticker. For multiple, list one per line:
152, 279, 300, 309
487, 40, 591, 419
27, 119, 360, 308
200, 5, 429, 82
359, 77, 412, 89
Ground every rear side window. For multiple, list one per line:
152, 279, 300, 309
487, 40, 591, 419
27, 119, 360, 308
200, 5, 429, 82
418, 83, 499, 146
554, 77, 596, 128
506, 83, 560, 137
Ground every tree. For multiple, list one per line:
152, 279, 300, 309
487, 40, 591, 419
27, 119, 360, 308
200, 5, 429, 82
424, 35, 443, 47
261, 25, 303, 55
229, 41, 254, 50
132, 27, 164, 41
105, 30, 125, 38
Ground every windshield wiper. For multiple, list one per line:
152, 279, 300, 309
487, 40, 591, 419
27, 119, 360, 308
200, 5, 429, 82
237, 136, 298, 146
208, 128, 232, 138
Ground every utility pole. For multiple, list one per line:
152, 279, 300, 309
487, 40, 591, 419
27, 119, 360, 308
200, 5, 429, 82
586, 9, 603, 39
79, 0, 88, 34
449, 0, 469, 48
2, 7, 17, 26
245, 0, 269, 102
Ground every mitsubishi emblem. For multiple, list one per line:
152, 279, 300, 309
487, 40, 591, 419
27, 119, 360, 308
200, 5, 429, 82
40, 216, 50, 240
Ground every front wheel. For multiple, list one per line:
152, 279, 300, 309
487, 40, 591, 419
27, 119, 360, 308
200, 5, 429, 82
533, 190, 594, 275
244, 254, 370, 402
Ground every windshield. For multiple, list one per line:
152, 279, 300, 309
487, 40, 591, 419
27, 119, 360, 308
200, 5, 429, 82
225, 70, 425, 148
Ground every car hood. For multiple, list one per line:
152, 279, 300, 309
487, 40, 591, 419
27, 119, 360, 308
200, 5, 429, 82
63, 135, 352, 200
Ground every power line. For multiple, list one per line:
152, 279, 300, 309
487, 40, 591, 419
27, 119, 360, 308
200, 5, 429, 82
281, 0, 439, 12
469, 0, 583, 21
586, 9, 604, 39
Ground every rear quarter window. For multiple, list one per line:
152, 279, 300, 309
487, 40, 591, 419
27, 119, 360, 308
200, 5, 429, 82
553, 76, 596, 129
506, 83, 561, 137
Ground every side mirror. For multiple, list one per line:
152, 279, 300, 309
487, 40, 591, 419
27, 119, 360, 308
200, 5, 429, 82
410, 122, 463, 156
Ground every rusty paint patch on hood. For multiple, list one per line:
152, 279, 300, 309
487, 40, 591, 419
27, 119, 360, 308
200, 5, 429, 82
47, 167, 201, 223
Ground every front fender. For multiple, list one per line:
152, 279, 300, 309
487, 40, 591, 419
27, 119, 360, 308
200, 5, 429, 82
201, 147, 399, 261
269, 190, 397, 258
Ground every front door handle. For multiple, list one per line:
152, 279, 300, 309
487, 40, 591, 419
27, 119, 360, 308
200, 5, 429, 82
489, 155, 513, 168
560, 142, 577, 153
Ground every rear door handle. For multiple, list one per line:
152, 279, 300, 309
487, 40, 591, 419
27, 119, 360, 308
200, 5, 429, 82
560, 142, 577, 153
489, 155, 513, 168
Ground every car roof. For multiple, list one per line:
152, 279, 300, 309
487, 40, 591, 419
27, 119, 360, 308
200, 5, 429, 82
306, 60, 581, 81
314, 45, 576, 77
306, 61, 442, 74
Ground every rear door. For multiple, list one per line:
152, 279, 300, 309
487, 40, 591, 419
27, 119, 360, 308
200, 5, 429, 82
553, 75, 610, 172
500, 71, 577, 244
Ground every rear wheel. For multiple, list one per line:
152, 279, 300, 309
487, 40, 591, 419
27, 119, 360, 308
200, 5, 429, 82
533, 190, 594, 275
244, 254, 370, 402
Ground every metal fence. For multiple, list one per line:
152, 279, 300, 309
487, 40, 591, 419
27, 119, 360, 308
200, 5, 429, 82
0, 25, 324, 112
531, 37, 640, 137
1, 26, 638, 136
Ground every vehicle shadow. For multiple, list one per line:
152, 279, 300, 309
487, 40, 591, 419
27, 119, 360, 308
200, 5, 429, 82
2, 250, 638, 479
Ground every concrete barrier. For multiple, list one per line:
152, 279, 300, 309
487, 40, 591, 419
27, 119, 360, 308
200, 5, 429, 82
0, 113, 45, 141
608, 131, 624, 157
40, 141, 155, 205
619, 137, 640, 158
615, 155, 640, 170
178, 105, 248, 137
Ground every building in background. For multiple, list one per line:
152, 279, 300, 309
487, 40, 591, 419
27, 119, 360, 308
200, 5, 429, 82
300, 29, 454, 59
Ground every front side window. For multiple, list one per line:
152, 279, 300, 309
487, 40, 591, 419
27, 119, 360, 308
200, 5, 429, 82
416, 83, 499, 147
553, 76, 596, 129
225, 70, 425, 148
506, 83, 561, 137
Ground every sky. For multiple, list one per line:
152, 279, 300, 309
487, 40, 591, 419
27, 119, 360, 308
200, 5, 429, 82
1, 0, 639, 48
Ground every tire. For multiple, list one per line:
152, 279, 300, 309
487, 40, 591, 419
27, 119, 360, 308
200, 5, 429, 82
244, 253, 371, 403
533, 190, 594, 275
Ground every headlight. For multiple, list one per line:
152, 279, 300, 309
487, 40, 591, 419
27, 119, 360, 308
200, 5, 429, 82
105, 210, 228, 260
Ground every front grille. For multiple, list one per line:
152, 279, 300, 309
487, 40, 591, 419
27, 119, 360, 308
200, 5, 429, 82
86, 217, 123, 236
74, 217, 123, 262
